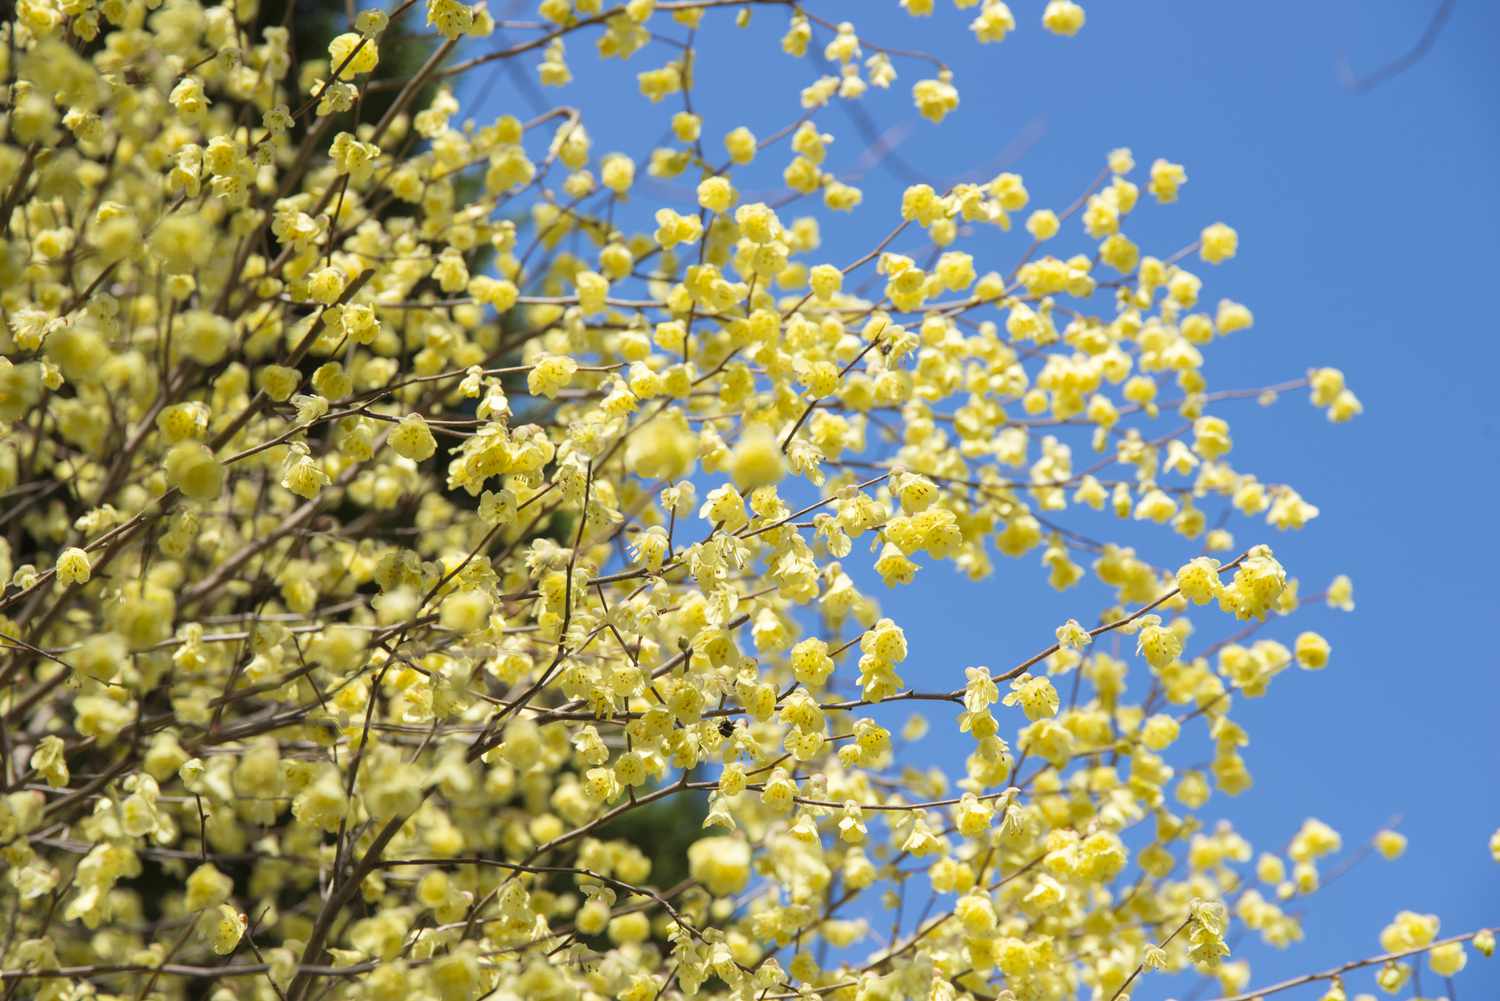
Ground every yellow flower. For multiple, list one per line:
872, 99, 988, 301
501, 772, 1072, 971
307, 267, 347, 305
1294, 631, 1330, 670
389, 413, 438, 462
1176, 557, 1223, 604
1041, 0, 1086, 36
328, 32, 380, 78
971, 2, 1016, 43
1148, 158, 1188, 202
185, 863, 233, 912
29, 736, 68, 788
1200, 222, 1239, 264
163, 441, 226, 503
724, 126, 757, 165
54, 547, 91, 586
527, 355, 579, 399
688, 836, 751, 895
1136, 617, 1182, 668
1373, 829, 1407, 860
1003, 673, 1059, 721
913, 73, 960, 123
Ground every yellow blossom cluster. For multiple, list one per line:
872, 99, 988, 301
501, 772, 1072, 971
0, 4, 1488, 1001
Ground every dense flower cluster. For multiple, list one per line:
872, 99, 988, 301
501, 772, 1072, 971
0, 3, 1491, 1001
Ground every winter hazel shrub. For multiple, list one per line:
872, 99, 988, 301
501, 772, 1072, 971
0, 3, 1492, 1001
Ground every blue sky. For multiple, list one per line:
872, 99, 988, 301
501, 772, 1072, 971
462, 1, 1499, 994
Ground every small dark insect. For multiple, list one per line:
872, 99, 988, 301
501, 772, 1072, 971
717, 718, 735, 737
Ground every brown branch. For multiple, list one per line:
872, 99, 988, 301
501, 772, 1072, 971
1339, 0, 1455, 94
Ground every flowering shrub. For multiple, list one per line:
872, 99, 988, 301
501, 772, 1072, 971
0, 3, 1493, 1001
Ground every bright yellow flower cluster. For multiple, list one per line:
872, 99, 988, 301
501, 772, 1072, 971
0, 4, 1489, 1001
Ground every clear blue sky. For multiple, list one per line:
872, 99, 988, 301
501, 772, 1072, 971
463, 1, 1499, 994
